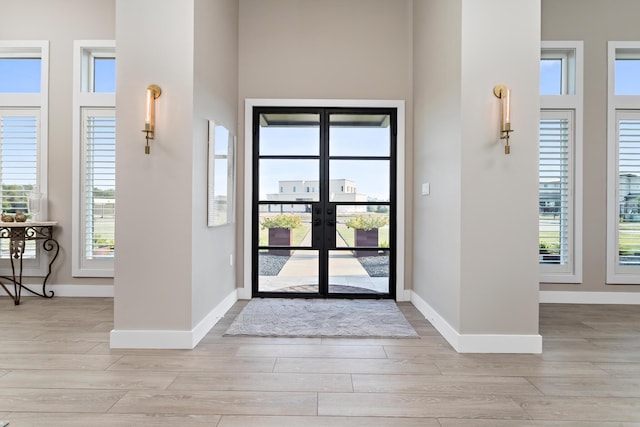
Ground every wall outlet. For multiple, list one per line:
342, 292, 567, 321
229, 254, 233, 266
422, 182, 430, 195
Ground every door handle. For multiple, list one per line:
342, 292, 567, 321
327, 219, 336, 226
313, 219, 322, 226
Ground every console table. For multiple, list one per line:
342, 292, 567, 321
0, 222, 59, 305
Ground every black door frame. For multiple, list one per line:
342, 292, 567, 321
252, 106, 397, 299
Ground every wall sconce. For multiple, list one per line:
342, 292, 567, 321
142, 84, 162, 154
493, 84, 513, 154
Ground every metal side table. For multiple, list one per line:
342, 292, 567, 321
0, 221, 59, 305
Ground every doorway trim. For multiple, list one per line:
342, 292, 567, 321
241, 99, 407, 301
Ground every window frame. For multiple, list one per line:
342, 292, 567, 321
606, 41, 640, 284
72, 40, 116, 277
0, 41, 49, 277
539, 41, 583, 284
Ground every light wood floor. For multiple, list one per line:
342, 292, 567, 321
0, 298, 639, 426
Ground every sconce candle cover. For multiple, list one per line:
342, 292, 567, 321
142, 84, 162, 154
493, 84, 513, 154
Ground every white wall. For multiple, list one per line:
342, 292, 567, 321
0, 0, 115, 288
412, 0, 541, 350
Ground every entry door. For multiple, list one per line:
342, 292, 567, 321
253, 107, 396, 298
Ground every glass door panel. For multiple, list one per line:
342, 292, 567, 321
253, 108, 395, 298
328, 249, 390, 295
258, 159, 319, 202
258, 207, 313, 248
329, 159, 390, 202
258, 249, 319, 293
329, 113, 391, 156
335, 205, 390, 249
259, 113, 320, 156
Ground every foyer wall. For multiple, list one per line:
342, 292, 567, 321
237, 0, 414, 294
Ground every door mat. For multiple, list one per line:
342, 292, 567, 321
224, 298, 419, 338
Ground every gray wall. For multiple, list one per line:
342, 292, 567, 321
192, 0, 238, 325
542, 0, 640, 294
114, 0, 239, 333
413, 0, 463, 329
0, 0, 115, 287
413, 0, 541, 338
114, 0, 196, 330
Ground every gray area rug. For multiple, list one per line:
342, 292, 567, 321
224, 299, 419, 338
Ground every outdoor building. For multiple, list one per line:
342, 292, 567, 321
264, 179, 368, 212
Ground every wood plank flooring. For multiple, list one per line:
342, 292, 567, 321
0, 297, 639, 426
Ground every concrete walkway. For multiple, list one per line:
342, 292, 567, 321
261, 230, 388, 293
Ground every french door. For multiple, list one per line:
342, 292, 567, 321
252, 107, 396, 298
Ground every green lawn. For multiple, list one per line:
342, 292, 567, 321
540, 217, 640, 254
619, 221, 640, 253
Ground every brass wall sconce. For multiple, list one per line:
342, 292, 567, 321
493, 84, 513, 154
142, 84, 162, 154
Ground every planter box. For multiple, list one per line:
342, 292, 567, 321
540, 253, 560, 264
354, 228, 378, 257
268, 227, 292, 256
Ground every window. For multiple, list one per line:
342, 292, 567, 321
72, 41, 116, 277
539, 41, 583, 283
540, 46, 577, 96
0, 41, 49, 276
607, 42, 640, 283
539, 111, 572, 269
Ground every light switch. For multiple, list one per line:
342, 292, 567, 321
422, 182, 430, 195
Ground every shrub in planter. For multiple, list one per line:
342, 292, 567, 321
261, 214, 302, 256
346, 215, 389, 257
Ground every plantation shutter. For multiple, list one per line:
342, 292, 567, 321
539, 110, 572, 267
0, 109, 39, 258
82, 108, 116, 260
617, 112, 640, 265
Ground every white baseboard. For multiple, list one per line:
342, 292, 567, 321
0, 284, 114, 298
237, 286, 252, 300
110, 289, 238, 349
191, 289, 238, 346
540, 290, 640, 304
409, 291, 542, 354
397, 289, 412, 302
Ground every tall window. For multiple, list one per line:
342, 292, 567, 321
607, 42, 640, 283
539, 42, 583, 283
0, 41, 48, 275
72, 41, 116, 277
